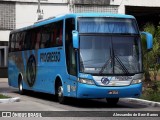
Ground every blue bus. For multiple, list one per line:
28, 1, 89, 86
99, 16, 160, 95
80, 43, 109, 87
8, 13, 153, 104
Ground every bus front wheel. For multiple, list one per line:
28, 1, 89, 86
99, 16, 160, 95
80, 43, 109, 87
106, 98, 119, 105
57, 84, 66, 104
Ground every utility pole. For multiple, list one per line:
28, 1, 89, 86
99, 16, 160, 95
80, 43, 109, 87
37, 0, 44, 21
68, 0, 74, 13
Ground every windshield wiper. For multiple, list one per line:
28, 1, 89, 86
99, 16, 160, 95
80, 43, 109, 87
114, 54, 130, 74
99, 47, 130, 75
99, 57, 112, 75
99, 47, 113, 75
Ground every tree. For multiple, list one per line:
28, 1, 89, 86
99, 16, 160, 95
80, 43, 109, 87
142, 23, 160, 81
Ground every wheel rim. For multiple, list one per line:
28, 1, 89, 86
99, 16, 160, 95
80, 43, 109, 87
19, 81, 23, 92
58, 86, 63, 98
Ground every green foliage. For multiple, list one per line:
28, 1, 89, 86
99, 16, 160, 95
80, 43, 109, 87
142, 23, 160, 81
0, 93, 10, 99
141, 23, 160, 101
141, 81, 160, 102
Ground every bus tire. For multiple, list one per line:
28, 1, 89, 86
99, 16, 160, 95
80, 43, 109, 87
57, 83, 66, 104
106, 98, 119, 105
18, 77, 25, 95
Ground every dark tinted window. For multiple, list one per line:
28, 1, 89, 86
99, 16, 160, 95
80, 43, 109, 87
19, 32, 26, 51
40, 25, 51, 48
65, 18, 76, 75
10, 34, 16, 52
9, 20, 64, 52
15, 33, 21, 51
30, 30, 37, 50
50, 21, 63, 47
35, 30, 41, 49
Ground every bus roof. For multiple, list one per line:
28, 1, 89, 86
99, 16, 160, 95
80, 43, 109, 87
10, 13, 135, 34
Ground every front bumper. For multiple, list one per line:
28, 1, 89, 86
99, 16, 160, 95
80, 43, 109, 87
77, 83, 142, 98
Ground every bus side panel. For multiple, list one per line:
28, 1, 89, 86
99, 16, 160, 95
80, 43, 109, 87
33, 47, 78, 97
8, 47, 77, 97
63, 75, 78, 98
8, 53, 16, 87
8, 52, 22, 88
19, 49, 39, 91
35, 47, 78, 97
19, 47, 70, 95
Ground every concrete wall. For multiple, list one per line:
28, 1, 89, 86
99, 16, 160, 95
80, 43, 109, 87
0, 1, 69, 37
0, 31, 10, 42
16, 2, 69, 28
111, 0, 160, 14
0, 0, 68, 4
73, 0, 110, 5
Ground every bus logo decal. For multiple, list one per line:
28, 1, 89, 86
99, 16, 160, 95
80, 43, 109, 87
26, 55, 37, 87
40, 51, 60, 62
101, 77, 110, 85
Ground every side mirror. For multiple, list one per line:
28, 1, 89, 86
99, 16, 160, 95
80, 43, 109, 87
72, 30, 79, 49
141, 32, 153, 50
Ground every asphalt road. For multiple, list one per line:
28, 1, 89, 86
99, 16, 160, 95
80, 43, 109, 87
0, 78, 160, 120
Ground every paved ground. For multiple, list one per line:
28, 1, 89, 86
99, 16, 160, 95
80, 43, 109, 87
0, 78, 64, 111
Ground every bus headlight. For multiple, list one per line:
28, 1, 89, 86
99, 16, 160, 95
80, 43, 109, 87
78, 78, 95, 85
131, 79, 142, 85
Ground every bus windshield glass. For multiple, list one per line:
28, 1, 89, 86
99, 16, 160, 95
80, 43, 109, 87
79, 35, 142, 75
78, 17, 138, 34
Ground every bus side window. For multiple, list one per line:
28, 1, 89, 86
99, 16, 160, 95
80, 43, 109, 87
41, 25, 50, 48
35, 32, 41, 49
14, 33, 19, 51
10, 34, 15, 52
58, 28, 63, 45
20, 32, 26, 51
51, 21, 63, 47
24, 31, 32, 50
57, 21, 63, 46
9, 34, 12, 52
30, 30, 37, 50
18, 32, 25, 51
51, 25, 57, 46
45, 24, 54, 48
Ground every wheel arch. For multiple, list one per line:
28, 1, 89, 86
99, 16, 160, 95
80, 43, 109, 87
54, 75, 63, 95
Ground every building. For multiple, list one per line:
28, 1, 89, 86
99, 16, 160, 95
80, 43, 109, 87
0, 0, 160, 77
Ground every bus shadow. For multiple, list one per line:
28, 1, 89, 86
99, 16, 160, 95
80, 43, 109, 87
14, 90, 149, 109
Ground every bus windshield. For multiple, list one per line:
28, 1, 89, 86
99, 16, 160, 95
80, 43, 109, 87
79, 35, 142, 75
78, 17, 138, 34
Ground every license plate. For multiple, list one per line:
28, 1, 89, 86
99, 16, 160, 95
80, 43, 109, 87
108, 91, 118, 94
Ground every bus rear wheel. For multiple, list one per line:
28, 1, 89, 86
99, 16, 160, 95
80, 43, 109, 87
18, 79, 25, 95
106, 98, 119, 105
57, 83, 66, 104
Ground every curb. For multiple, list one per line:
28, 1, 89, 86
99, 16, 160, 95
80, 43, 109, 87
0, 97, 20, 103
123, 98, 160, 107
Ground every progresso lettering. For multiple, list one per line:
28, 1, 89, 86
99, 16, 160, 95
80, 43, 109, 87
40, 51, 60, 62
115, 76, 132, 81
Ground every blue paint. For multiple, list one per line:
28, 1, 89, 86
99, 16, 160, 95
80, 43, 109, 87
141, 32, 153, 50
